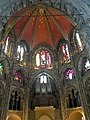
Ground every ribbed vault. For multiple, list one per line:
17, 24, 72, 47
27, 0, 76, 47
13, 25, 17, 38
6, 4, 75, 48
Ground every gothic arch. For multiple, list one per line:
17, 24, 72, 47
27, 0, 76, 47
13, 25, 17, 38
30, 71, 58, 87
63, 85, 80, 100
9, 88, 24, 111
31, 46, 54, 69
63, 85, 81, 109
78, 55, 90, 77
29, 72, 60, 110
57, 39, 71, 64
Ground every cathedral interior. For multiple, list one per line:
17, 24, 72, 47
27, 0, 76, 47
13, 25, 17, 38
0, 0, 90, 120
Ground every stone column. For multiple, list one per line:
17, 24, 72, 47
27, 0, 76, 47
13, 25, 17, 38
58, 87, 64, 120
1, 74, 12, 120
76, 73, 90, 120
23, 81, 29, 120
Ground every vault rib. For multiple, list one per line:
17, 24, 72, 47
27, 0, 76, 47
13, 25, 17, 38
45, 8, 68, 40
44, 10, 55, 48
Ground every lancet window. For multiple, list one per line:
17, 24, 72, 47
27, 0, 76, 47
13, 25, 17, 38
16, 40, 28, 65
3, 35, 13, 57
57, 39, 71, 63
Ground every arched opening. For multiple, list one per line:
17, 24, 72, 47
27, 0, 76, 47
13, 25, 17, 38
30, 73, 60, 110
33, 48, 52, 69
16, 40, 29, 66
57, 39, 71, 64
65, 88, 81, 109
7, 115, 21, 120
9, 90, 23, 111
78, 56, 90, 77
39, 115, 51, 120
69, 112, 83, 120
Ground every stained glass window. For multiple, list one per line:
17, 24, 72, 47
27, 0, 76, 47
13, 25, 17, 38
4, 36, 9, 54
13, 71, 23, 82
17, 45, 24, 62
76, 32, 83, 51
35, 49, 52, 69
62, 44, 70, 63
4, 35, 13, 57
0, 63, 3, 76
16, 41, 28, 66
65, 68, 75, 80
84, 57, 90, 72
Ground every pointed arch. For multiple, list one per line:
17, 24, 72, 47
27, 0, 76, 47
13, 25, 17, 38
33, 47, 53, 69
57, 39, 71, 64
9, 88, 24, 111
30, 72, 60, 110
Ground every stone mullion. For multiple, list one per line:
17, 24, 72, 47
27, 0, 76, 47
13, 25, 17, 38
77, 79, 90, 120
1, 75, 11, 120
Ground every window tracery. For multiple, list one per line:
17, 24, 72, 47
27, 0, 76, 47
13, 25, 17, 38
34, 49, 52, 69
66, 89, 81, 109
9, 90, 23, 111
35, 74, 52, 94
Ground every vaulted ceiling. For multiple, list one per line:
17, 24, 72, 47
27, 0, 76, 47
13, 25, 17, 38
0, 0, 90, 49
7, 4, 74, 48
